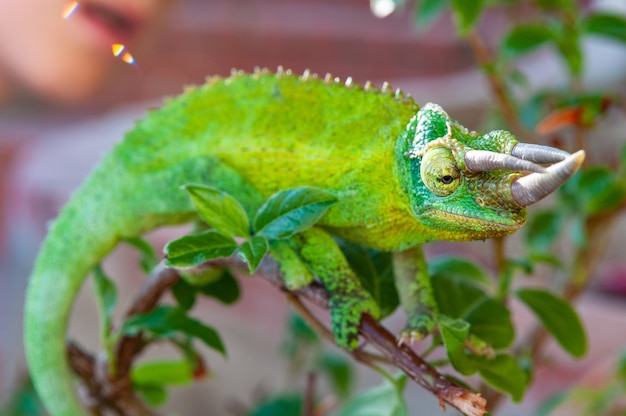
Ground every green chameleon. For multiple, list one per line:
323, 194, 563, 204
24, 68, 584, 415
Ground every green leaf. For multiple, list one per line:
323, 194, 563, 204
248, 395, 303, 416
124, 237, 158, 274
501, 24, 555, 58
164, 230, 238, 269
289, 312, 320, 344
430, 264, 488, 319
319, 353, 354, 399
584, 13, 626, 44
131, 360, 194, 386
198, 270, 240, 305
516, 288, 587, 358
414, 0, 448, 28
120, 306, 226, 355
253, 187, 337, 239
429, 256, 491, 287
183, 184, 250, 238
171, 280, 197, 311
439, 318, 477, 375
579, 166, 626, 215
536, 0, 576, 11
92, 265, 117, 340
134, 384, 168, 407
525, 210, 563, 252
476, 354, 529, 402
335, 373, 408, 416
340, 240, 399, 318
237, 235, 269, 273
450, 0, 484, 34
465, 297, 514, 349
556, 27, 583, 76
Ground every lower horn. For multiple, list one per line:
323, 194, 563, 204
511, 150, 585, 206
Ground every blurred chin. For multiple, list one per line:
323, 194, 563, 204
23, 57, 115, 105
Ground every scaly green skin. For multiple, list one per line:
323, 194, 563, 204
25, 71, 532, 415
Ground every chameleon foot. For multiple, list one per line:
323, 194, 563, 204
397, 312, 437, 345
328, 290, 380, 350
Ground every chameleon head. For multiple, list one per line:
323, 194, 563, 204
401, 103, 585, 242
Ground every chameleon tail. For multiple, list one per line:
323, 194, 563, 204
23, 154, 224, 415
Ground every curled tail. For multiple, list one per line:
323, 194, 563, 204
24, 154, 244, 415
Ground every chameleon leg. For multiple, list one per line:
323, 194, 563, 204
393, 246, 438, 343
269, 239, 314, 289
288, 228, 380, 349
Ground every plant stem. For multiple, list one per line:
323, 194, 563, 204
466, 31, 533, 142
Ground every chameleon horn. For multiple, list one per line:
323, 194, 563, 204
464, 150, 546, 173
511, 150, 585, 206
511, 143, 572, 164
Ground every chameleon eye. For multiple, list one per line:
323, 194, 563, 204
420, 147, 461, 197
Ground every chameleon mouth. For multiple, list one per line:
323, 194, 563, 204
428, 208, 525, 230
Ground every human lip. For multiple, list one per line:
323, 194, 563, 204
72, 1, 143, 45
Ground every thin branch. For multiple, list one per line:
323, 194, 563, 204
466, 31, 533, 142
114, 264, 181, 379
68, 254, 487, 416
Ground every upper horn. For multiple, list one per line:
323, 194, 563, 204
511, 143, 572, 164
464, 150, 546, 173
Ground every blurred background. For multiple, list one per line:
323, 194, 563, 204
1, 0, 625, 414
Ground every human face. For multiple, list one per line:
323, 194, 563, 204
0, 0, 174, 105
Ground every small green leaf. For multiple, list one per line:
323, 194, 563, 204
439, 318, 476, 375
450, 0, 484, 34
465, 297, 514, 349
414, 0, 448, 28
584, 13, 626, 44
579, 166, 626, 215
171, 280, 197, 311
237, 235, 269, 273
183, 184, 250, 238
476, 354, 529, 402
131, 360, 194, 386
429, 256, 491, 287
198, 270, 240, 305
248, 395, 303, 416
501, 24, 555, 58
525, 210, 562, 252
120, 306, 226, 355
92, 265, 117, 340
253, 187, 337, 239
431, 265, 488, 319
164, 230, 238, 269
335, 373, 408, 416
319, 353, 354, 399
516, 288, 587, 358
556, 27, 583, 76
124, 237, 158, 274
134, 384, 168, 407
286, 313, 320, 346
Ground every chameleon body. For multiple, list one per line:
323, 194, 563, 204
24, 69, 584, 415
